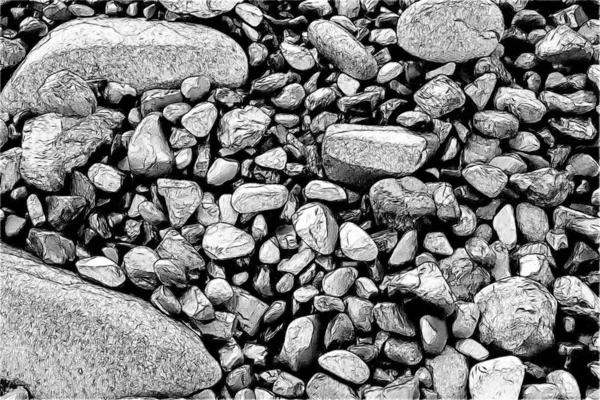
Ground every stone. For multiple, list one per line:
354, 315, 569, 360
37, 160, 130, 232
156, 229, 205, 275
157, 179, 202, 228
510, 168, 574, 208
423, 232, 453, 256
181, 286, 214, 321
420, 315, 448, 355
75, 256, 126, 288
469, 356, 525, 400
426, 346, 469, 400
205, 278, 234, 305
206, 158, 239, 186
181, 102, 218, 138
151, 286, 182, 316
475, 277, 557, 357
307, 20, 377, 80
472, 111, 519, 139
218, 106, 271, 155
0, 38, 26, 71
456, 339, 489, 361
439, 248, 491, 301
231, 184, 288, 213
0, 18, 248, 115
521, 384, 562, 400
128, 113, 174, 178
38, 70, 97, 117
87, 163, 125, 193
154, 259, 188, 289
318, 350, 370, 385
462, 164, 508, 198
20, 109, 123, 192
549, 117, 597, 140
292, 202, 338, 255
0, 148, 22, 195
46, 196, 87, 232
0, 242, 221, 398
27, 229, 75, 266
159, 0, 242, 18
306, 373, 358, 400
554, 206, 600, 245
370, 177, 436, 231
397, 0, 504, 63
553, 276, 599, 321
322, 124, 439, 188
202, 223, 255, 260
383, 338, 423, 365
26, 194, 45, 227
181, 76, 211, 102
372, 302, 416, 336
278, 316, 320, 372
413, 76, 466, 118
339, 222, 378, 262
535, 25, 593, 63
304, 180, 346, 202
465, 73, 497, 110
255, 147, 287, 170
224, 287, 268, 337
546, 370, 581, 400
123, 246, 160, 291
494, 87, 547, 124
516, 202, 549, 241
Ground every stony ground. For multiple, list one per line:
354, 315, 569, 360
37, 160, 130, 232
0, 0, 599, 399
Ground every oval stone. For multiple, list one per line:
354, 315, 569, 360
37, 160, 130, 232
397, 0, 505, 63
0, 18, 248, 115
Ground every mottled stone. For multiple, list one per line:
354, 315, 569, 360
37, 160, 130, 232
20, 109, 123, 192
322, 124, 439, 188
0, 18, 248, 115
307, 20, 377, 81
397, 0, 504, 63
0, 242, 221, 398
475, 277, 557, 357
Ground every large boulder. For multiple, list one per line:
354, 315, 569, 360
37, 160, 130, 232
322, 124, 439, 189
396, 0, 504, 63
0, 242, 221, 398
0, 18, 248, 115
474, 277, 557, 357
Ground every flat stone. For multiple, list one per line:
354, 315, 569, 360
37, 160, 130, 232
20, 109, 123, 192
307, 20, 377, 81
318, 350, 370, 385
397, 0, 504, 63
0, 241, 221, 398
475, 277, 557, 357
0, 18, 247, 115
469, 356, 525, 400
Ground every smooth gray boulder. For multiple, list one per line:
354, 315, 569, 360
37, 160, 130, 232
0, 242, 221, 399
0, 18, 248, 115
322, 124, 439, 188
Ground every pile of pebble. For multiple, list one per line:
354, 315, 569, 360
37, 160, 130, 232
0, 0, 598, 399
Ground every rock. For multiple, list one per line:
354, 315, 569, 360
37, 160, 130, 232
472, 111, 519, 139
469, 356, 525, 400
224, 287, 268, 337
322, 124, 439, 188
307, 20, 377, 81
370, 177, 436, 231
87, 163, 125, 193
156, 229, 205, 275
549, 116, 597, 140
553, 276, 599, 322
383, 337, 423, 365
516, 203, 549, 241
456, 338, 489, 361
280, 41, 315, 72
546, 370, 581, 400
322, 267, 358, 297
0, 148, 22, 195
181, 286, 214, 321
439, 248, 491, 301
0, 241, 221, 398
202, 223, 255, 260
20, 109, 123, 192
425, 346, 469, 400
535, 25, 593, 63
38, 70, 97, 117
474, 277, 557, 357
413, 76, 466, 118
218, 106, 271, 155
462, 164, 508, 198
306, 373, 358, 400
292, 202, 338, 255
123, 246, 160, 290
510, 168, 574, 208
553, 206, 600, 244
181, 102, 218, 138
75, 256, 126, 288
46, 196, 87, 232
339, 222, 378, 262
318, 350, 370, 385
465, 73, 497, 110
127, 113, 174, 179
206, 158, 239, 186
389, 230, 418, 266
0, 18, 248, 115
453, 301, 480, 339
157, 178, 202, 228
159, 0, 242, 18
423, 232, 453, 256
396, 0, 504, 63
521, 384, 562, 400
231, 184, 288, 213
278, 316, 320, 372
494, 87, 547, 124
304, 180, 346, 202
372, 302, 416, 336
255, 147, 287, 171
420, 315, 448, 355
0, 38, 26, 71
27, 229, 75, 266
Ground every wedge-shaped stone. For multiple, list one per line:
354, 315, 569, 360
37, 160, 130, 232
0, 242, 221, 399
0, 18, 248, 115
322, 124, 439, 188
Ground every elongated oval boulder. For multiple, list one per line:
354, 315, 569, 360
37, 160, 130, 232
0, 18, 248, 115
322, 124, 439, 189
0, 242, 221, 398
397, 0, 505, 63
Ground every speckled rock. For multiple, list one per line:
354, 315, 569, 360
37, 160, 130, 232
0, 242, 221, 399
0, 18, 248, 115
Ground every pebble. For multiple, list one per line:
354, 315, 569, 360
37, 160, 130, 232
372, 302, 416, 336
420, 315, 448, 355
231, 184, 288, 213
181, 286, 215, 321
202, 223, 255, 260
469, 356, 525, 400
318, 350, 370, 385
277, 316, 320, 372
553, 276, 599, 321
206, 158, 239, 186
157, 179, 202, 228
462, 164, 508, 198
472, 111, 519, 139
75, 256, 126, 288
465, 73, 497, 110
306, 373, 358, 400
280, 41, 315, 71
510, 168, 574, 208
218, 106, 271, 155
182, 102, 218, 138
455, 339, 489, 361
425, 346, 469, 400
128, 113, 174, 178
535, 25, 593, 63
154, 259, 188, 289
122, 246, 160, 291
292, 202, 338, 255
493, 204, 518, 249
546, 370, 581, 400
27, 229, 75, 266
339, 222, 378, 262
494, 87, 547, 124
383, 338, 422, 365
423, 232, 453, 256
38, 70, 97, 117
452, 302, 480, 339
87, 163, 125, 193
46, 195, 87, 232
516, 202, 549, 241
413, 76, 466, 118
255, 147, 287, 170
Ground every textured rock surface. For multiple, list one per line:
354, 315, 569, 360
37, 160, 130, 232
469, 356, 525, 400
0, 241, 221, 398
397, 0, 505, 63
0, 18, 248, 115
322, 124, 439, 188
